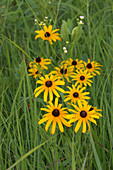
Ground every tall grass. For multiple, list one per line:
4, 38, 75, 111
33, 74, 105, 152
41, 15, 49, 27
0, 0, 113, 169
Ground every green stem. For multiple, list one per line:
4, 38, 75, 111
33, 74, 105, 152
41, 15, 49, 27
55, 135, 58, 170
54, 0, 62, 27
87, 0, 91, 56
46, 41, 49, 58
72, 131, 76, 170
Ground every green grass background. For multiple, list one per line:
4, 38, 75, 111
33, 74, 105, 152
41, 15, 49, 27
0, 0, 113, 169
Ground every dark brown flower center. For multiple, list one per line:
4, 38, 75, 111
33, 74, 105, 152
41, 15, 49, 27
87, 63, 92, 69
35, 71, 39, 74
45, 81, 52, 87
80, 110, 87, 118
73, 92, 79, 98
52, 109, 60, 117
89, 107, 94, 111
60, 68, 67, 74
45, 32, 50, 37
36, 57, 41, 63
80, 75, 85, 80
72, 60, 77, 66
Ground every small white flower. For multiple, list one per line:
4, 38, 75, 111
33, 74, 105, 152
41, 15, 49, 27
39, 22, 43, 26
63, 47, 66, 50
64, 50, 67, 54
45, 16, 48, 19
79, 20, 84, 25
34, 19, 38, 22
49, 1, 51, 3
80, 16, 84, 19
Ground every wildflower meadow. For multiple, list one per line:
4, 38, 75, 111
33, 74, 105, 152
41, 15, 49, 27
0, 0, 113, 169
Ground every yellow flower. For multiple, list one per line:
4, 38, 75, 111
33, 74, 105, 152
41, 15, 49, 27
65, 58, 84, 69
34, 75, 65, 102
38, 98, 71, 134
28, 64, 41, 78
67, 101, 102, 133
29, 57, 51, 70
64, 84, 90, 104
66, 41, 69, 44
89, 106, 102, 117
71, 69, 93, 87
49, 64, 74, 82
35, 25, 61, 44
84, 58, 102, 76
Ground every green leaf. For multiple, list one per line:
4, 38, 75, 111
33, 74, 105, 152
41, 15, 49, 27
61, 20, 69, 41
71, 26, 82, 42
7, 137, 55, 170
67, 18, 73, 33
90, 131, 102, 170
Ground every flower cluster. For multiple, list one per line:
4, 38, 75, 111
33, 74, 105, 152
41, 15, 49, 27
28, 24, 102, 134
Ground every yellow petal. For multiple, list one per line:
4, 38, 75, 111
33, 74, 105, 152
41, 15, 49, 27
78, 100, 83, 109
51, 121, 56, 134
44, 89, 48, 102
53, 89, 60, 98
55, 98, 58, 107
43, 25, 48, 32
88, 118, 97, 125
54, 81, 65, 85
35, 30, 41, 33
45, 119, 53, 131
86, 120, 90, 132
35, 88, 44, 97
75, 119, 82, 133
49, 39, 53, 44
55, 86, 65, 93
41, 108, 50, 112
48, 25, 52, 32
49, 89, 53, 101
64, 97, 70, 102
82, 120, 86, 133
60, 117, 71, 127
90, 114, 100, 119
51, 29, 59, 33
57, 120, 64, 132
34, 86, 43, 93
38, 116, 49, 125
35, 35, 41, 40
36, 80, 44, 84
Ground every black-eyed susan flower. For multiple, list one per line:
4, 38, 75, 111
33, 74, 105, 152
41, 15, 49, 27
38, 98, 71, 134
83, 101, 102, 118
34, 75, 65, 102
49, 64, 74, 82
29, 57, 51, 70
71, 69, 93, 87
28, 64, 41, 78
89, 106, 102, 117
84, 58, 102, 76
65, 58, 84, 69
67, 101, 102, 133
35, 25, 61, 44
64, 84, 90, 104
